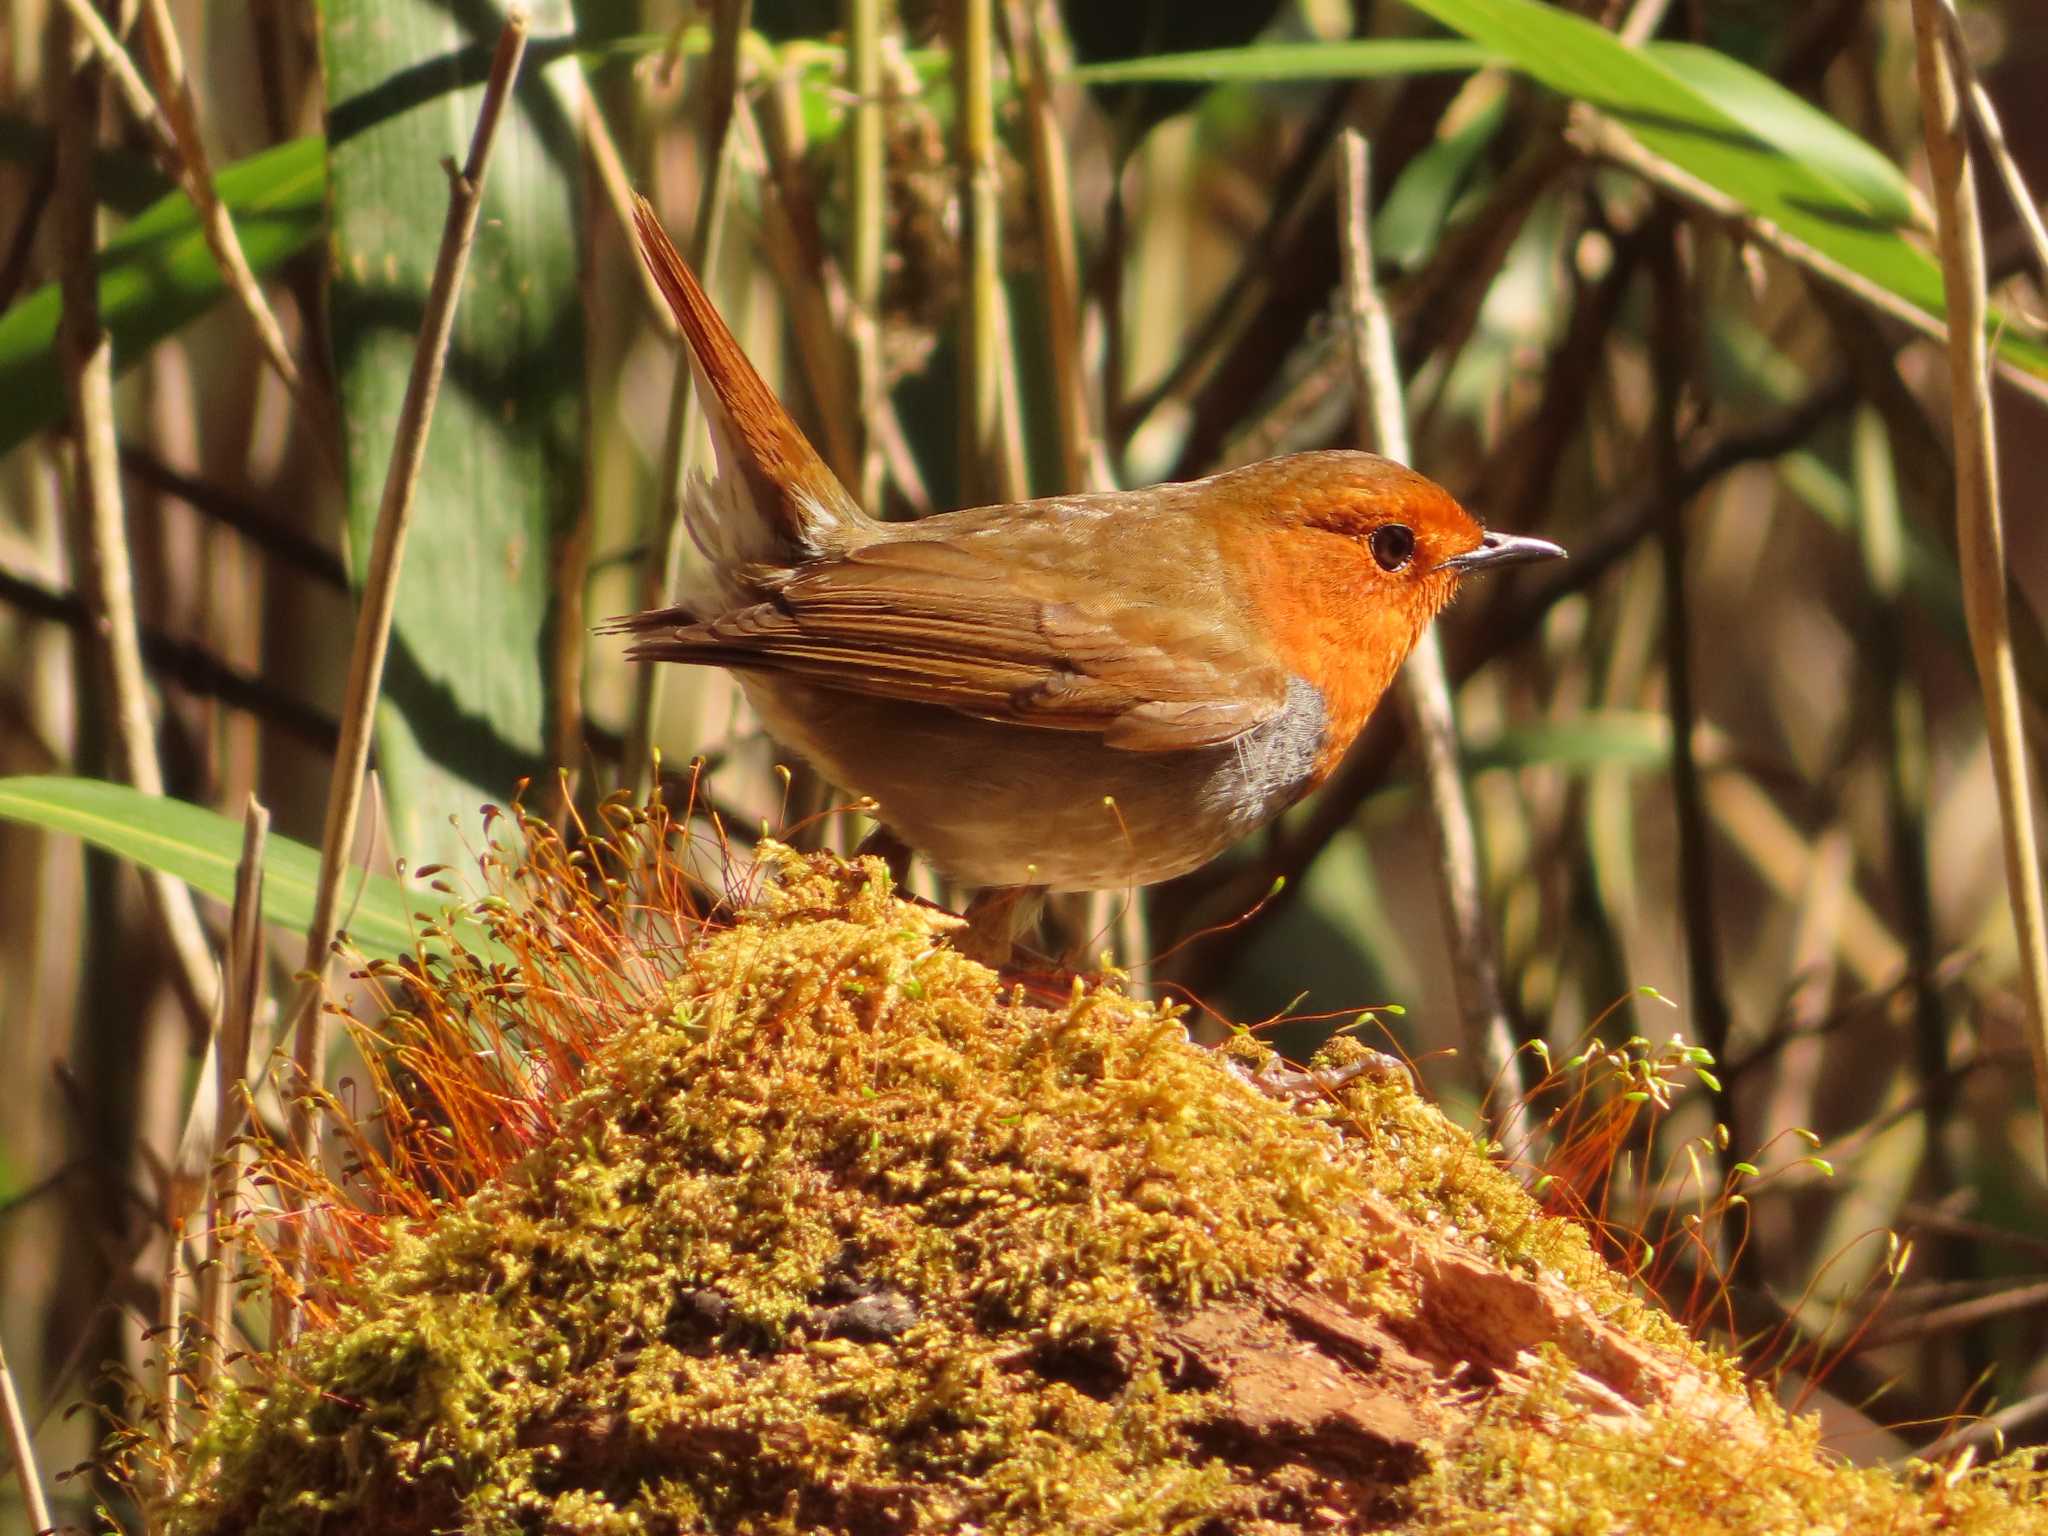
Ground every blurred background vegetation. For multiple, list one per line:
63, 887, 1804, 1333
3, 0, 2048, 1526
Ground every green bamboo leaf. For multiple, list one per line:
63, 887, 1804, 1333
1645, 40, 1919, 229
1069, 38, 1491, 85
0, 136, 324, 457
0, 113, 171, 214
0, 776, 421, 959
1376, 89, 1508, 270
323, 1, 586, 866
1398, 0, 2048, 384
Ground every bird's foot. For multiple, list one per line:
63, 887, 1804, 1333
955, 884, 1049, 970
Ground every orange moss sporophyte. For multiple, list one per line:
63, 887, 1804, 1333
107, 798, 2048, 1535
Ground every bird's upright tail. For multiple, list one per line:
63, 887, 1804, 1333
630, 196, 864, 576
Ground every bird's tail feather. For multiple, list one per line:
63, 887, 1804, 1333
631, 196, 864, 569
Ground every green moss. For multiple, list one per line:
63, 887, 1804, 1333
159, 849, 2048, 1535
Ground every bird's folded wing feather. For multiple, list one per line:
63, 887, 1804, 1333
614, 538, 1289, 751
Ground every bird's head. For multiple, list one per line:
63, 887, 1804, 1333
1196, 451, 1564, 778
1240, 450, 1564, 620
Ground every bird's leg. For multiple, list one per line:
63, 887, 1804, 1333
958, 884, 1048, 969
853, 823, 915, 889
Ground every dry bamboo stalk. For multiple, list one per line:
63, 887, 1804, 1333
55, 1, 220, 1049
0, 1331, 51, 1536
275, 11, 530, 1342
952, 0, 1026, 503
60, 0, 333, 448
197, 799, 268, 1396
1908, 0, 2048, 1170
625, 0, 752, 798
846, 0, 887, 510
1335, 129, 1531, 1149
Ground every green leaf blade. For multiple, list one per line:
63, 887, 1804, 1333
1398, 0, 2048, 384
322, 2, 587, 866
0, 776, 422, 959
0, 136, 325, 457
1069, 38, 1493, 85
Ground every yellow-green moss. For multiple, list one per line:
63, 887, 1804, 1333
1413, 1349, 2048, 1536
158, 850, 2048, 1535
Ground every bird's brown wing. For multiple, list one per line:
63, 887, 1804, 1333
613, 536, 1289, 751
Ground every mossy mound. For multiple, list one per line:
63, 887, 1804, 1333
164, 851, 2048, 1534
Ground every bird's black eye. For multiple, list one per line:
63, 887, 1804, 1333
1369, 523, 1415, 572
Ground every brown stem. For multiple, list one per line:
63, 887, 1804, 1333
275, 11, 530, 1343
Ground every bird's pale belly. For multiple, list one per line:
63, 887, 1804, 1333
743, 675, 1330, 891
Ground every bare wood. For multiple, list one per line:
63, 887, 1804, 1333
0, 1332, 51, 1536
1934, 0, 2048, 307
275, 10, 530, 1341
198, 798, 268, 1396
953, 0, 1026, 503
846, 0, 887, 509
1335, 130, 1530, 1149
1909, 0, 2048, 1169
579, 92, 681, 340
625, 0, 752, 797
56, 2, 220, 1049
1007, 0, 1102, 495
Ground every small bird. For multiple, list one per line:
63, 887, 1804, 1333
613, 199, 1562, 900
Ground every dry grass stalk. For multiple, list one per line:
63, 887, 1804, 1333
952, 0, 1026, 503
1908, 0, 2048, 1171
1564, 105, 2048, 411
196, 799, 269, 1397
0, 1331, 51, 1536
846, 0, 888, 509
1334, 128, 1530, 1141
624, 0, 753, 798
59, 0, 331, 449
1006, 0, 1102, 495
55, 2, 220, 1048
275, 10, 531, 1343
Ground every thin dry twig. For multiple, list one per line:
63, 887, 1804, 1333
56, 7, 219, 1049
1617, 0, 1674, 46
1647, 218, 1736, 1138
1006, 0, 1103, 496
197, 798, 268, 1396
1934, 0, 2048, 308
60, 0, 331, 446
1861, 1277, 2048, 1348
1334, 130, 1530, 1144
1909, 0, 2048, 1170
845, 0, 887, 509
953, 0, 1026, 503
0, 1331, 51, 1536
625, 0, 752, 797
580, 93, 681, 340
275, 11, 530, 1342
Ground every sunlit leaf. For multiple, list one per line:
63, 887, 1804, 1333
323, 1, 586, 865
0, 776, 422, 959
1399, 0, 2048, 384
0, 136, 324, 457
1069, 38, 1491, 85
1646, 40, 1920, 228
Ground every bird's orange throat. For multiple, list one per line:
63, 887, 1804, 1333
1226, 525, 1455, 787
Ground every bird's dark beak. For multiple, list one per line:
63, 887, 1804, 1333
1441, 529, 1566, 574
